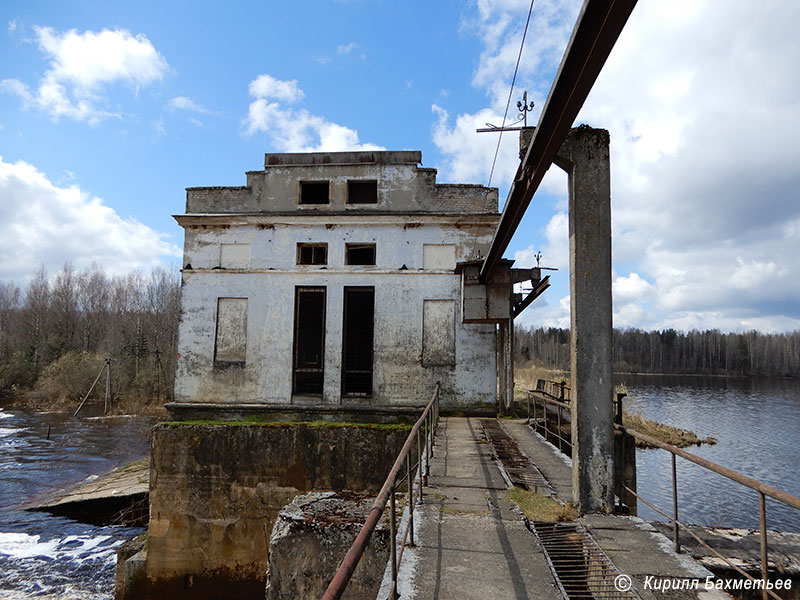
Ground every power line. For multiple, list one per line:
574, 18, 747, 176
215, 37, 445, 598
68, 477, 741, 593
487, 0, 536, 190
471, 0, 536, 260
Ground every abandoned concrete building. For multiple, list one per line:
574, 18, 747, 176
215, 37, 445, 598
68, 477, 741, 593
168, 150, 538, 419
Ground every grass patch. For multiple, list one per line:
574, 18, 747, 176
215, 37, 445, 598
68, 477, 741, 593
161, 419, 412, 432
621, 412, 716, 448
508, 486, 578, 522
112, 458, 149, 474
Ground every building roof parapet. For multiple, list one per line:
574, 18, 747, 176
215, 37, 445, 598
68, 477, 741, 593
264, 150, 421, 168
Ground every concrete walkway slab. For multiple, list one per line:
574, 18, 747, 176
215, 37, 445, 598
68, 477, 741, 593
402, 417, 562, 600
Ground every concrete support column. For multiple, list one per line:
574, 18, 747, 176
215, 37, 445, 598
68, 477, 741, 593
503, 319, 514, 413
555, 126, 614, 513
496, 321, 514, 414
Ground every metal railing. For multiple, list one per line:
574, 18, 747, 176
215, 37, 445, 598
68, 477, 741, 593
321, 383, 440, 600
524, 380, 627, 455
615, 424, 800, 600
526, 387, 573, 453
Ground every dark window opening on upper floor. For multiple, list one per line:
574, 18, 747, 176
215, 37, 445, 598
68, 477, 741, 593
347, 180, 378, 204
297, 243, 328, 265
300, 181, 329, 205
345, 244, 376, 266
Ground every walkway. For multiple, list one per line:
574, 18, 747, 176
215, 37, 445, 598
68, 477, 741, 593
400, 417, 562, 599
399, 417, 730, 600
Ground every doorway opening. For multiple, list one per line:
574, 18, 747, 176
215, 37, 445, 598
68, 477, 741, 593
342, 287, 374, 396
293, 287, 326, 395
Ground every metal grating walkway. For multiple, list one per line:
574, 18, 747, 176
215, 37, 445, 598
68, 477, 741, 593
480, 418, 553, 494
532, 521, 640, 600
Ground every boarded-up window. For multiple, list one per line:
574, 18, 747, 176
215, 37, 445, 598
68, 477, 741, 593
422, 300, 456, 367
220, 244, 251, 269
214, 298, 247, 365
423, 244, 456, 270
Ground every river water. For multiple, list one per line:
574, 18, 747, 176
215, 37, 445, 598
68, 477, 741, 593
621, 375, 800, 533
0, 404, 154, 599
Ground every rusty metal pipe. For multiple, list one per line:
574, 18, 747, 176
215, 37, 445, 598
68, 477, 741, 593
671, 453, 680, 553
321, 383, 439, 600
407, 453, 414, 547
389, 488, 397, 599
759, 492, 769, 600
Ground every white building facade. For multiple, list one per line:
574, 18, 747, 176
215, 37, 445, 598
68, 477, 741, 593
170, 151, 502, 419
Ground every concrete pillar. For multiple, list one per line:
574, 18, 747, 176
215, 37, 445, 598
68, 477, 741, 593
496, 321, 514, 415
497, 324, 506, 414
554, 126, 614, 513
502, 319, 514, 413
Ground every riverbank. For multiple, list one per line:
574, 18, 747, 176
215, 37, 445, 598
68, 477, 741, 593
4, 393, 168, 418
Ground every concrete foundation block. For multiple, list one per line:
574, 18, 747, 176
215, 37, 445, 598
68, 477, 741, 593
265, 491, 389, 600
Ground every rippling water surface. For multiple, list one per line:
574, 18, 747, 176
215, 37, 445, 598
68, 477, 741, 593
621, 375, 800, 533
0, 404, 154, 599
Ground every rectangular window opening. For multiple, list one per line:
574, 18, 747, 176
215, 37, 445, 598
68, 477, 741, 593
347, 180, 378, 204
297, 243, 328, 265
300, 181, 329, 205
345, 243, 376, 266
342, 287, 374, 396
293, 287, 326, 395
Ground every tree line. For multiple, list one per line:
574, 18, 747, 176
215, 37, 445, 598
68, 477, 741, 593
516, 326, 800, 377
0, 263, 180, 403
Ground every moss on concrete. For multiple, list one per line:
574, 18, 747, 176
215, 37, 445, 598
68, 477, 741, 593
508, 486, 578, 522
161, 418, 412, 433
621, 412, 717, 448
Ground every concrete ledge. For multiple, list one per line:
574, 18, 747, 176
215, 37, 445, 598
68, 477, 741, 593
165, 401, 497, 423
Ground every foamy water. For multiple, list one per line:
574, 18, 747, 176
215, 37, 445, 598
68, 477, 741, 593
0, 404, 153, 599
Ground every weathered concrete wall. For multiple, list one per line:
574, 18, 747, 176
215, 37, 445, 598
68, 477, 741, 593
173, 218, 498, 412
265, 491, 390, 600
127, 423, 408, 599
186, 151, 497, 214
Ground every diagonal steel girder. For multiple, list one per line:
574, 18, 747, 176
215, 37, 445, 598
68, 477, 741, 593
479, 0, 638, 282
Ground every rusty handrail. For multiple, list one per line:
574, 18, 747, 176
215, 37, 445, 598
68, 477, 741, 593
615, 425, 800, 511
616, 423, 800, 600
321, 383, 440, 600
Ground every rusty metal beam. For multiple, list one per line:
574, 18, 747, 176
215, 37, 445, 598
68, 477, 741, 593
512, 275, 550, 319
480, 0, 638, 282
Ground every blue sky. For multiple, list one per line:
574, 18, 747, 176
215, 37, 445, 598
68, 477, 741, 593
2, 0, 799, 333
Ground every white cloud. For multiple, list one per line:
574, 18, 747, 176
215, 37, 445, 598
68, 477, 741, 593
151, 117, 166, 139
336, 42, 358, 55
0, 156, 180, 283
243, 74, 383, 152
431, 104, 519, 185
8, 20, 17, 32
168, 96, 209, 114
613, 273, 653, 304
248, 74, 304, 103
1, 26, 168, 124
432, 0, 579, 183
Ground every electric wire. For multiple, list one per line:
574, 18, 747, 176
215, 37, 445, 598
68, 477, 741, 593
471, 0, 536, 260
